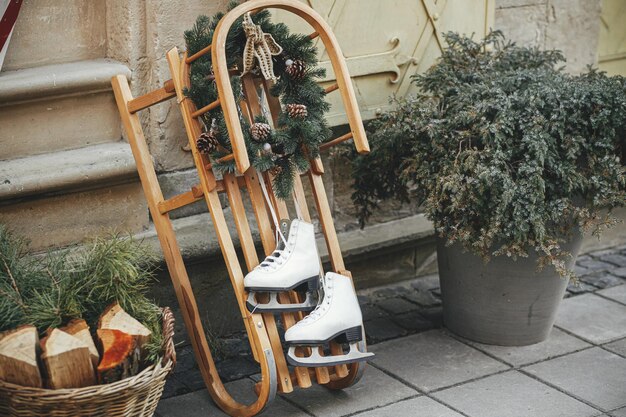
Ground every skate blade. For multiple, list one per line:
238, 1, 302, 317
286, 343, 375, 367
246, 291, 317, 313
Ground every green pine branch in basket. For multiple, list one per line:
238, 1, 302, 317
0, 226, 165, 364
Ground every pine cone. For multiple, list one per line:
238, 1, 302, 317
285, 59, 306, 80
286, 103, 308, 119
268, 164, 282, 177
196, 131, 219, 154
251, 122, 271, 142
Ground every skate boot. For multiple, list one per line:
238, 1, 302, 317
284, 272, 374, 367
245, 219, 321, 313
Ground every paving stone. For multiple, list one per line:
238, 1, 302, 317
568, 280, 597, 295
603, 338, 626, 357
392, 310, 437, 333
360, 303, 388, 321
599, 253, 626, 268
179, 367, 208, 392
371, 330, 509, 392
354, 396, 463, 417
577, 258, 616, 272
216, 357, 259, 382
419, 306, 444, 327
376, 297, 419, 314
371, 287, 400, 299
612, 267, 626, 278
525, 347, 626, 411
555, 294, 626, 344
466, 327, 591, 366
402, 290, 442, 307
284, 366, 416, 417
589, 249, 618, 258
365, 317, 407, 344
574, 264, 591, 276
172, 345, 198, 375
410, 274, 441, 292
610, 406, 626, 417
157, 378, 308, 417
580, 271, 625, 289
598, 285, 626, 305
161, 374, 191, 399
434, 370, 598, 417
357, 294, 371, 304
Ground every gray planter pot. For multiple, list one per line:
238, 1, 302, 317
437, 233, 583, 346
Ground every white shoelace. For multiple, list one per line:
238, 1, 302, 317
300, 279, 333, 324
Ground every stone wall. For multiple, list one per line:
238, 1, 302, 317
494, 0, 602, 74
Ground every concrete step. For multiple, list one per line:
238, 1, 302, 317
0, 143, 148, 252
0, 181, 148, 252
0, 59, 131, 160
0, 141, 137, 202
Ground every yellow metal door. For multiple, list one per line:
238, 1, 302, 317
598, 0, 626, 75
274, 0, 494, 125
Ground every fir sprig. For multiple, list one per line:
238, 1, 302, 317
184, 2, 332, 198
0, 226, 165, 363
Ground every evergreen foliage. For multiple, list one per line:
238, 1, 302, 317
184, 1, 331, 198
0, 226, 164, 363
347, 32, 626, 276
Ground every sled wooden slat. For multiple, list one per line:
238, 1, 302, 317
158, 190, 200, 214
262, 172, 330, 385
288, 176, 332, 385
241, 74, 313, 389
186, 44, 212, 64
128, 86, 176, 114
241, 168, 297, 393
192, 98, 221, 118
324, 83, 339, 94
320, 131, 353, 151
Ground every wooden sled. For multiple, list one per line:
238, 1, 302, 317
111, 1, 370, 415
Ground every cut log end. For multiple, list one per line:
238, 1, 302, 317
40, 329, 96, 389
0, 325, 43, 388
61, 318, 99, 369
96, 329, 140, 384
98, 302, 151, 350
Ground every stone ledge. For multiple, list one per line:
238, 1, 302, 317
0, 59, 130, 104
0, 142, 138, 201
136, 211, 435, 265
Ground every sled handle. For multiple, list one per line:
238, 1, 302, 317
210, 0, 370, 174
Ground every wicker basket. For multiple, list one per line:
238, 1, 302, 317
0, 308, 176, 417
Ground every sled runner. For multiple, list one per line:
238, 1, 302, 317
111, 1, 371, 415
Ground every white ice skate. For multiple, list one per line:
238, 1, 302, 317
284, 272, 374, 367
245, 218, 321, 313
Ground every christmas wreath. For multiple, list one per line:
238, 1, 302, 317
184, 1, 332, 198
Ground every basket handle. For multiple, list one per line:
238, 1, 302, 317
160, 307, 177, 371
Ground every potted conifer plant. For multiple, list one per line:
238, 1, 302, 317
347, 32, 626, 345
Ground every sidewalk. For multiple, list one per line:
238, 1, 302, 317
156, 245, 626, 417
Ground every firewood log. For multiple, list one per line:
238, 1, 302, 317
98, 302, 151, 351
96, 329, 140, 384
61, 319, 99, 369
0, 326, 43, 388
40, 329, 96, 389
